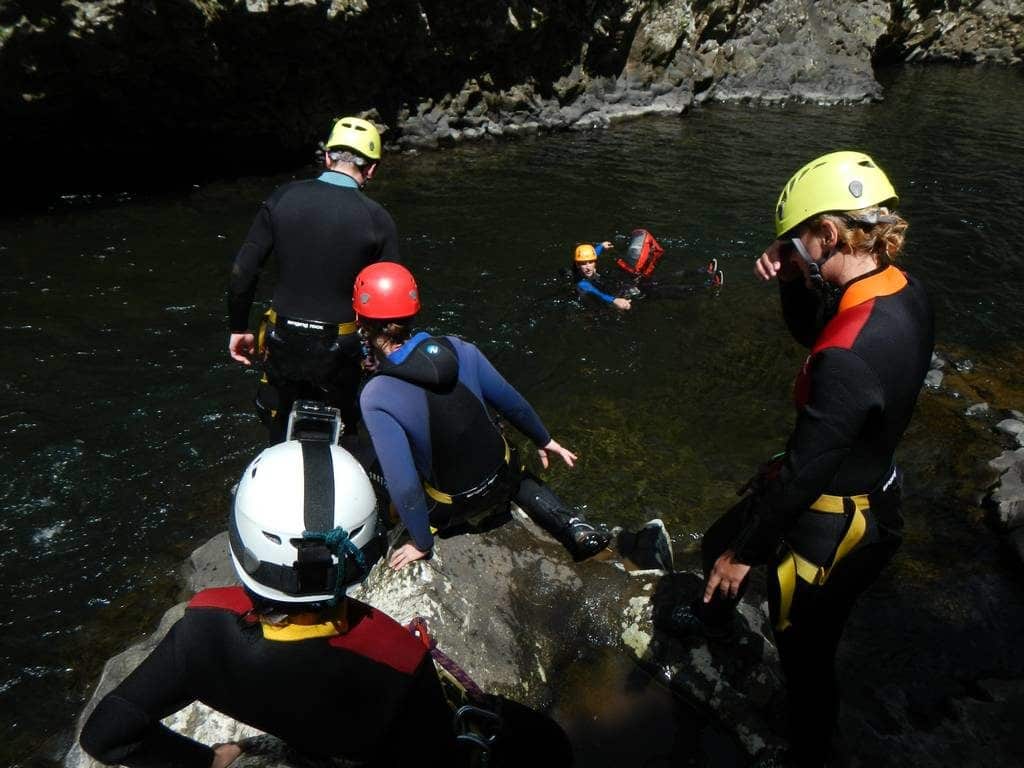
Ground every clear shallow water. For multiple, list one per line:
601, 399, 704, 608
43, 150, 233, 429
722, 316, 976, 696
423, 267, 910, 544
2, 65, 1024, 765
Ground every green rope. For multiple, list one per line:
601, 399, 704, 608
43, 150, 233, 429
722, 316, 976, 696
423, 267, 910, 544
303, 526, 369, 601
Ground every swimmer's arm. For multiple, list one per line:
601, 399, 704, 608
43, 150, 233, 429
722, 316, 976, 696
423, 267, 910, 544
576, 279, 616, 304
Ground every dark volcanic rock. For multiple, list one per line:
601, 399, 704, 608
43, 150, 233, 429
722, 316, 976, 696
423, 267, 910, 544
2, 0, 1019, 200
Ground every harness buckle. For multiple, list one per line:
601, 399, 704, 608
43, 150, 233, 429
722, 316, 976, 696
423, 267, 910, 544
454, 704, 502, 756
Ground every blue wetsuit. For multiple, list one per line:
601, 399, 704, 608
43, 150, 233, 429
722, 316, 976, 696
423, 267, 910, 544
574, 243, 619, 303
360, 333, 550, 552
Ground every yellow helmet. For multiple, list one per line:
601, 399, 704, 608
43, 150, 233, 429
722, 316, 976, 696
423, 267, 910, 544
325, 117, 381, 161
774, 151, 898, 237
574, 244, 597, 263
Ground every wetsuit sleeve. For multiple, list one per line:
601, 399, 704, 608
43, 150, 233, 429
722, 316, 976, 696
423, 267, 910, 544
227, 202, 275, 333
79, 619, 211, 768
780, 279, 827, 349
361, 393, 435, 552
576, 279, 616, 304
471, 348, 551, 447
594, 242, 606, 257
731, 348, 885, 563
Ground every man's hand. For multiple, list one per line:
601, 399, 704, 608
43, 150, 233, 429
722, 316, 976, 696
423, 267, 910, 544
754, 240, 801, 283
600, 240, 614, 250
389, 543, 430, 570
538, 439, 577, 469
703, 549, 751, 603
228, 333, 256, 365
210, 742, 243, 768
612, 297, 632, 311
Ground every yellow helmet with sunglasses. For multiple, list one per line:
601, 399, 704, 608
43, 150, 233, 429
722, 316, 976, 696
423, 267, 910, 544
774, 151, 898, 237
325, 116, 381, 161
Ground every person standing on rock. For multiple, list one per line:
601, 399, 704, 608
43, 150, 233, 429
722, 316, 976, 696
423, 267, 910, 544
79, 439, 573, 767
354, 262, 613, 568
227, 116, 399, 443
673, 151, 934, 767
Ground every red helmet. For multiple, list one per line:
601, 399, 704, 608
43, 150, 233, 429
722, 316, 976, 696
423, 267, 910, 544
353, 263, 421, 320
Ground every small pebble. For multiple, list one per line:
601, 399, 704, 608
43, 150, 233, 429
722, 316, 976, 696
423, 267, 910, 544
924, 369, 943, 389
965, 402, 990, 417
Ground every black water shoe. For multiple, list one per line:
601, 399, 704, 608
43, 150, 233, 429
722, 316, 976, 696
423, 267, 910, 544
563, 517, 613, 562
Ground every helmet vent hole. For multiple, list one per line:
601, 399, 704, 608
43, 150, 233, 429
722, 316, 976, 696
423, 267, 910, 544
350, 524, 364, 538
262, 532, 282, 545
858, 160, 875, 167
251, 466, 258, 478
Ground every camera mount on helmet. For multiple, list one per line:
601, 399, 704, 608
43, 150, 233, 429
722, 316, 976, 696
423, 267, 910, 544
285, 400, 345, 444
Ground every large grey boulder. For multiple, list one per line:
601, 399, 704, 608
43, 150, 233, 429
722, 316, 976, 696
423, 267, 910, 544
65, 516, 781, 768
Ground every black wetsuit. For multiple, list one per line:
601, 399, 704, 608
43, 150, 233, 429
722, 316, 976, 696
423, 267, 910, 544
228, 171, 399, 441
699, 265, 934, 766
80, 587, 456, 768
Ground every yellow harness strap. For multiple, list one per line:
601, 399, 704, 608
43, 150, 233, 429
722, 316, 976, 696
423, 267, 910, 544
775, 493, 869, 632
423, 440, 511, 506
256, 308, 276, 356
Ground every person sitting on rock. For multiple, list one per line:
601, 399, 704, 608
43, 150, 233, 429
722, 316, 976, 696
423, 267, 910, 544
354, 262, 613, 569
571, 233, 723, 310
79, 438, 573, 768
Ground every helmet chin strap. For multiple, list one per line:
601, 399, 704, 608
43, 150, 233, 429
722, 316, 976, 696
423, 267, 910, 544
790, 237, 836, 289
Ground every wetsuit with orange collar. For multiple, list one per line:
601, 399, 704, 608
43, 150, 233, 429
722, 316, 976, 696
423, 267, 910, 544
699, 264, 933, 766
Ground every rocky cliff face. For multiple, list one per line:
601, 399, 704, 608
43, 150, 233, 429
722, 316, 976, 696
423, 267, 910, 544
1, 0, 1020, 199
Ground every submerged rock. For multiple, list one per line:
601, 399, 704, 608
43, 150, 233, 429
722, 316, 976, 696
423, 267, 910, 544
986, 448, 1024, 532
925, 369, 944, 389
995, 418, 1024, 438
965, 402, 990, 417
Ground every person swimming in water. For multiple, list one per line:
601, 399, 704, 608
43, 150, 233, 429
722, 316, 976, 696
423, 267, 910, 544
571, 230, 723, 310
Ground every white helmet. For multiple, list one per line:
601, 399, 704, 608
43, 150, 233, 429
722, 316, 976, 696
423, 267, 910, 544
229, 440, 381, 604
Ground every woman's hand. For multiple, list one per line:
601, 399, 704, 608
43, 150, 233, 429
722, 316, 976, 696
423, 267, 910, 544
703, 550, 751, 603
612, 297, 632, 311
538, 439, 577, 469
754, 240, 800, 283
389, 543, 430, 570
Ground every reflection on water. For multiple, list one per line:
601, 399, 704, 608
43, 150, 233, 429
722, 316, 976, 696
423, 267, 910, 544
2, 65, 1024, 765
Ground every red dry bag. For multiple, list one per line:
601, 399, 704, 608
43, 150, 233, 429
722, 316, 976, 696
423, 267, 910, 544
617, 229, 665, 278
